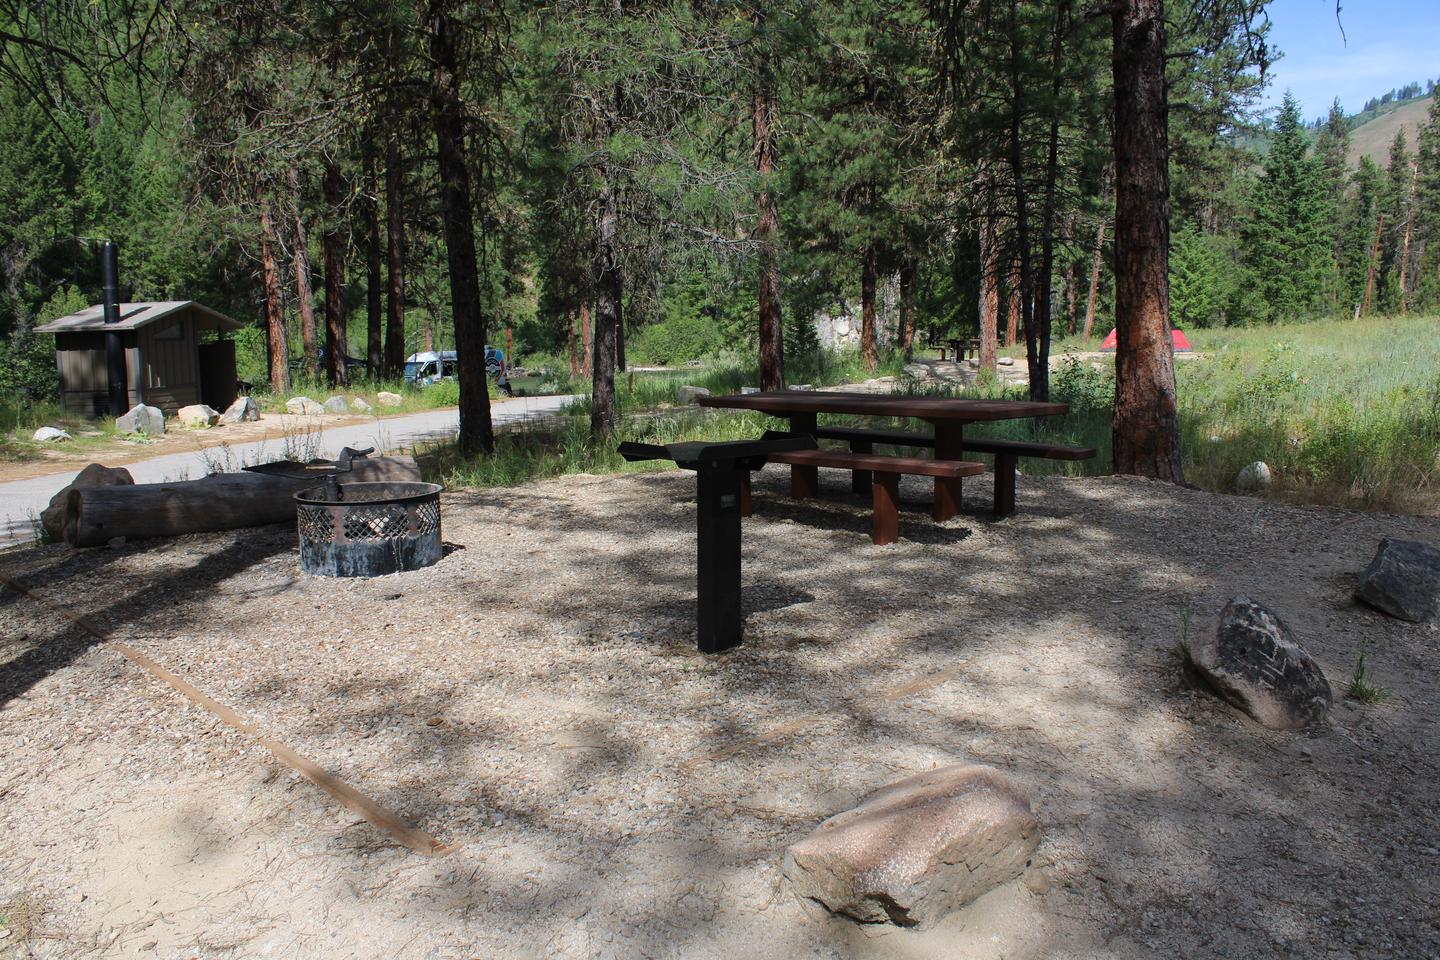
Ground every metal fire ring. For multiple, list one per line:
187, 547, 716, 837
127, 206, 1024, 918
294, 481, 444, 577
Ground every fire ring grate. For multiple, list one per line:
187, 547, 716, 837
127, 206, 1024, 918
294, 481, 444, 577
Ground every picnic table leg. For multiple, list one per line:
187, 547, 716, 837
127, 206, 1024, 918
849, 439, 873, 496
696, 462, 744, 653
788, 412, 819, 499
871, 472, 900, 545
931, 421, 964, 521
737, 467, 753, 517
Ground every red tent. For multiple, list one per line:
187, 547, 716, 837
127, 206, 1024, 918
1099, 327, 1192, 352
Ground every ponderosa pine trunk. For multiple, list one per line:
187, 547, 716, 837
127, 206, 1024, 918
1111, 0, 1183, 482
1005, 258, 1021, 347
259, 199, 290, 394
978, 168, 1000, 373
322, 159, 348, 387
362, 134, 384, 377
567, 311, 580, 378
428, 0, 494, 457
591, 185, 621, 435
753, 10, 785, 391
861, 245, 878, 372
383, 37, 407, 379
1084, 163, 1112, 339
899, 261, 916, 360
287, 166, 319, 379
1063, 213, 1077, 335
580, 298, 593, 378
1006, 0, 1039, 401
1029, 0, 1070, 403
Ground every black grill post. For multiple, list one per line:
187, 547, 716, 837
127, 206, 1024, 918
695, 460, 744, 653
100, 240, 127, 416
618, 433, 816, 653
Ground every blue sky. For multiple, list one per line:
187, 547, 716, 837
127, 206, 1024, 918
1259, 0, 1440, 119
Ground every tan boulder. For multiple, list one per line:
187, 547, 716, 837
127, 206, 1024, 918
783, 764, 1039, 928
40, 463, 134, 542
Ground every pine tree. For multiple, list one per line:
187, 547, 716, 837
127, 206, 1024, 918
1242, 92, 1330, 322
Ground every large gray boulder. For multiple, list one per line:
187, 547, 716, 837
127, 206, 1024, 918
323, 395, 349, 414
115, 404, 164, 435
40, 463, 134, 541
676, 385, 710, 405
783, 764, 1039, 929
219, 396, 260, 423
1354, 537, 1440, 623
286, 396, 324, 416
376, 391, 403, 407
1192, 596, 1332, 730
32, 426, 72, 442
176, 403, 220, 427
350, 397, 372, 413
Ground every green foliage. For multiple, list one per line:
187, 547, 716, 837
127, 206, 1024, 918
1171, 223, 1240, 327
1346, 652, 1391, 704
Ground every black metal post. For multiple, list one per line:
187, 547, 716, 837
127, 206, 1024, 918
101, 241, 127, 415
695, 461, 744, 654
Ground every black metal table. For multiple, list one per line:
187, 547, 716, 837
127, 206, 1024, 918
618, 435, 816, 653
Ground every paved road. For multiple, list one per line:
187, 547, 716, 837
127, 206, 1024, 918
0, 393, 579, 548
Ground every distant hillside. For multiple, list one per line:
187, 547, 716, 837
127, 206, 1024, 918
1348, 97, 1432, 168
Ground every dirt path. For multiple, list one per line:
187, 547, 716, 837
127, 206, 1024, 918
1, 469, 1436, 958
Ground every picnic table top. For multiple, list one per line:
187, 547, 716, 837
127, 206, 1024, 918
697, 390, 1068, 422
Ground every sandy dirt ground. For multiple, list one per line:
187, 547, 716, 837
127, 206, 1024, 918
1, 468, 1437, 959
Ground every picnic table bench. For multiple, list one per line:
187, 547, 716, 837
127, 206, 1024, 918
812, 425, 1096, 518
698, 391, 1084, 540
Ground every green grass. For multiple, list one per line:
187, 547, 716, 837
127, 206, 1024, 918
0, 394, 132, 463
1346, 652, 1392, 704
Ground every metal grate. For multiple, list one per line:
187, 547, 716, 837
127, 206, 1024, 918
343, 505, 411, 540
296, 505, 333, 545
415, 499, 441, 535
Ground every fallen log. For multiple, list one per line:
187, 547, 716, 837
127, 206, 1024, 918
63, 456, 420, 548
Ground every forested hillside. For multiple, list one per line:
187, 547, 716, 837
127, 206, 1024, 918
2, 1, 1439, 449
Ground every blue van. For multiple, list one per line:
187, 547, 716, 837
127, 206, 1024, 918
403, 349, 511, 394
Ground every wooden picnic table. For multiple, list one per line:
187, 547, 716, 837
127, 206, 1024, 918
697, 391, 1068, 521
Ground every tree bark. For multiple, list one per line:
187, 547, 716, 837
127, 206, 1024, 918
1005, 258, 1021, 347
322, 159, 348, 387
1029, 0, 1070, 402
861, 245, 878, 372
580, 298, 593, 378
384, 51, 407, 378
1084, 163, 1113, 338
591, 186, 621, 435
567, 310, 580, 378
978, 168, 999, 373
1362, 213, 1384, 315
287, 165, 319, 379
898, 260, 916, 360
1063, 213, 1077, 335
753, 9, 785, 391
428, 0, 494, 457
1111, 0, 1184, 482
1398, 160, 1417, 314
361, 133, 384, 377
258, 199, 290, 395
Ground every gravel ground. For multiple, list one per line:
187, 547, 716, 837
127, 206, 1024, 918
1, 467, 1438, 960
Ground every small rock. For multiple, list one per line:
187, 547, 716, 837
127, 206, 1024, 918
376, 391, 403, 407
107, 536, 126, 549
784, 763, 1039, 929
740, 386, 760, 395
1354, 537, 1440, 623
351, 397, 372, 413
176, 403, 220, 427
286, 396, 324, 416
1191, 595, 1332, 730
32, 426, 72, 442
220, 396, 260, 423
903, 364, 930, 379
40, 463, 134, 541
1235, 461, 1272, 492
676, 385, 710, 405
323, 395, 349, 413
789, 383, 814, 391
997, 357, 1015, 366
115, 403, 165, 435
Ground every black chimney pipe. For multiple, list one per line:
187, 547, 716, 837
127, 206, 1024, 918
101, 240, 127, 416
